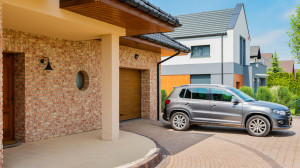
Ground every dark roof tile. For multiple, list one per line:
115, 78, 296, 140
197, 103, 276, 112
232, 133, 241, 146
136, 33, 190, 53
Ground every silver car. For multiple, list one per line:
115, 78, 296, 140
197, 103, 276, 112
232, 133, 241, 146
163, 84, 293, 137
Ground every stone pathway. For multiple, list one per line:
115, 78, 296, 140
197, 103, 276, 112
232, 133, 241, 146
120, 118, 300, 168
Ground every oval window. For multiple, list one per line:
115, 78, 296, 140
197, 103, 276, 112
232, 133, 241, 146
76, 71, 85, 90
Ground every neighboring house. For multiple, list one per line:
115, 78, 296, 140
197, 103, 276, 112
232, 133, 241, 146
0, 0, 190, 166
161, 3, 257, 95
250, 46, 267, 93
261, 53, 273, 69
279, 60, 295, 75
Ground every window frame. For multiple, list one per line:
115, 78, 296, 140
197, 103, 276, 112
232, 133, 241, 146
191, 45, 211, 58
240, 36, 246, 65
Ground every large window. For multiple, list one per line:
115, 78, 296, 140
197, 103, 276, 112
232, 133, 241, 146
211, 88, 234, 102
192, 88, 209, 100
240, 36, 246, 65
191, 45, 210, 57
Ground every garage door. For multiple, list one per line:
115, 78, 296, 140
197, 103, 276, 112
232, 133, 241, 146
119, 68, 141, 121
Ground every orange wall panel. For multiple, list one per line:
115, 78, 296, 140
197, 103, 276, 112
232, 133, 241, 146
161, 75, 190, 95
233, 74, 243, 89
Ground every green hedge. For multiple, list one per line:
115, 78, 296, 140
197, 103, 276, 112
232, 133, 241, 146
277, 86, 293, 106
295, 96, 300, 115
256, 87, 273, 102
239, 86, 254, 98
268, 71, 300, 94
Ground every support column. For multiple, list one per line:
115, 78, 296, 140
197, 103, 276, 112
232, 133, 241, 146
101, 34, 119, 141
0, 1, 4, 167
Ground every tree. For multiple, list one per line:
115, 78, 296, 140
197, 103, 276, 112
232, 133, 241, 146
267, 51, 283, 73
239, 86, 254, 98
256, 87, 273, 102
287, 5, 300, 63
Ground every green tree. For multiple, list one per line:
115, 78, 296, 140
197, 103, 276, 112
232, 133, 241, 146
287, 5, 300, 63
296, 71, 300, 95
267, 51, 283, 73
239, 86, 254, 98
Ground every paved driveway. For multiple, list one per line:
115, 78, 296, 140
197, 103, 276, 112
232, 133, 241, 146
120, 118, 300, 168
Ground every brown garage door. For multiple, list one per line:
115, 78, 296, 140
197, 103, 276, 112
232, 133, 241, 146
119, 68, 141, 121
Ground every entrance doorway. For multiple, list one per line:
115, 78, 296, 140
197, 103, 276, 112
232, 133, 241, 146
3, 53, 15, 143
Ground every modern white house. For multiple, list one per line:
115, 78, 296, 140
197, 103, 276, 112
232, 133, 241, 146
161, 3, 266, 94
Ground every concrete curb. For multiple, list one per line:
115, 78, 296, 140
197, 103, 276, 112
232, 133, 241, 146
116, 148, 162, 168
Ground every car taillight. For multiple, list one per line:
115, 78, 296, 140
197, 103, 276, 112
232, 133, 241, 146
165, 100, 170, 105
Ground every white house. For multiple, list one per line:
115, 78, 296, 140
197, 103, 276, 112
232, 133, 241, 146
161, 3, 265, 94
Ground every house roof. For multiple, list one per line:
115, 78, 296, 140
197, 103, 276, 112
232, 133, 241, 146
250, 46, 261, 59
262, 53, 273, 59
165, 3, 245, 39
136, 33, 191, 53
279, 60, 295, 74
119, 0, 181, 27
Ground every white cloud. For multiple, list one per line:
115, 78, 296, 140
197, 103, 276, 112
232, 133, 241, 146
251, 29, 286, 48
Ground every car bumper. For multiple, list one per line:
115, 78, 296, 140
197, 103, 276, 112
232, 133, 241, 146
272, 115, 293, 130
163, 109, 169, 121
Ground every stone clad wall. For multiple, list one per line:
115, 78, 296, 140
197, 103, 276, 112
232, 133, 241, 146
3, 29, 103, 142
119, 46, 161, 120
0, 29, 160, 144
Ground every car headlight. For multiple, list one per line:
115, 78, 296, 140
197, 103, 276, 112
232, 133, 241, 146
272, 109, 285, 115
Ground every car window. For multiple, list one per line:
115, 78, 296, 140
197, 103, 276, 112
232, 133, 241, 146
192, 88, 208, 100
211, 88, 234, 102
179, 89, 186, 98
184, 88, 192, 99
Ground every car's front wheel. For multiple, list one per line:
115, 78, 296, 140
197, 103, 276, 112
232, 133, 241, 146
171, 112, 190, 131
246, 115, 271, 137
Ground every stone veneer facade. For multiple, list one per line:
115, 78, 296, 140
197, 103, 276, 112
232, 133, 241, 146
0, 28, 161, 166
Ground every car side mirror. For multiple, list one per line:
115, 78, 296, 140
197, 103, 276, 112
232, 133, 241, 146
231, 98, 239, 104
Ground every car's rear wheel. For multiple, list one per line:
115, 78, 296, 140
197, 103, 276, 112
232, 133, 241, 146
171, 112, 190, 131
246, 115, 271, 137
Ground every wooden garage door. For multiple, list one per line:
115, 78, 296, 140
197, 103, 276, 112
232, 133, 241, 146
119, 68, 141, 121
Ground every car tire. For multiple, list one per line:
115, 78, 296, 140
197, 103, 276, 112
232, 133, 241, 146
171, 112, 190, 131
246, 115, 271, 137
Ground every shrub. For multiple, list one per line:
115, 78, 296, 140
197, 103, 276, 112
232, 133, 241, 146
270, 86, 280, 104
239, 86, 254, 98
278, 86, 293, 106
256, 87, 273, 102
161, 90, 167, 111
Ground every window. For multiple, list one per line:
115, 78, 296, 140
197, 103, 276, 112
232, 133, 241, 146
184, 88, 192, 99
192, 88, 208, 100
240, 37, 246, 65
191, 45, 210, 57
211, 88, 234, 102
76, 70, 89, 91
190, 75, 211, 84
179, 89, 186, 98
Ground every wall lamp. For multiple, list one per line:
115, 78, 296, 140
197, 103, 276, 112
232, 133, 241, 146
134, 54, 139, 60
40, 57, 53, 70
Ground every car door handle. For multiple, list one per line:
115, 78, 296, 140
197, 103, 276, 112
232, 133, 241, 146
184, 103, 189, 105
211, 105, 216, 108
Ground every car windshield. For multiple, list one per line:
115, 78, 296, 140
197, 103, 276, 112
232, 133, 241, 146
228, 88, 256, 102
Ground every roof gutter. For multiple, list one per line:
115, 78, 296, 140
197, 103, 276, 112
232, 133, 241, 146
157, 50, 181, 121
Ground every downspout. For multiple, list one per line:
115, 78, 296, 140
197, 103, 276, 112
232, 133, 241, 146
221, 34, 224, 85
157, 50, 181, 121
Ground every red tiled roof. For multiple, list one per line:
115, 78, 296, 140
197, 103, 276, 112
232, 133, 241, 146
262, 53, 273, 59
279, 60, 295, 74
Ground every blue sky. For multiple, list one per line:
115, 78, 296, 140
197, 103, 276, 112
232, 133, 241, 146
150, 0, 300, 68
